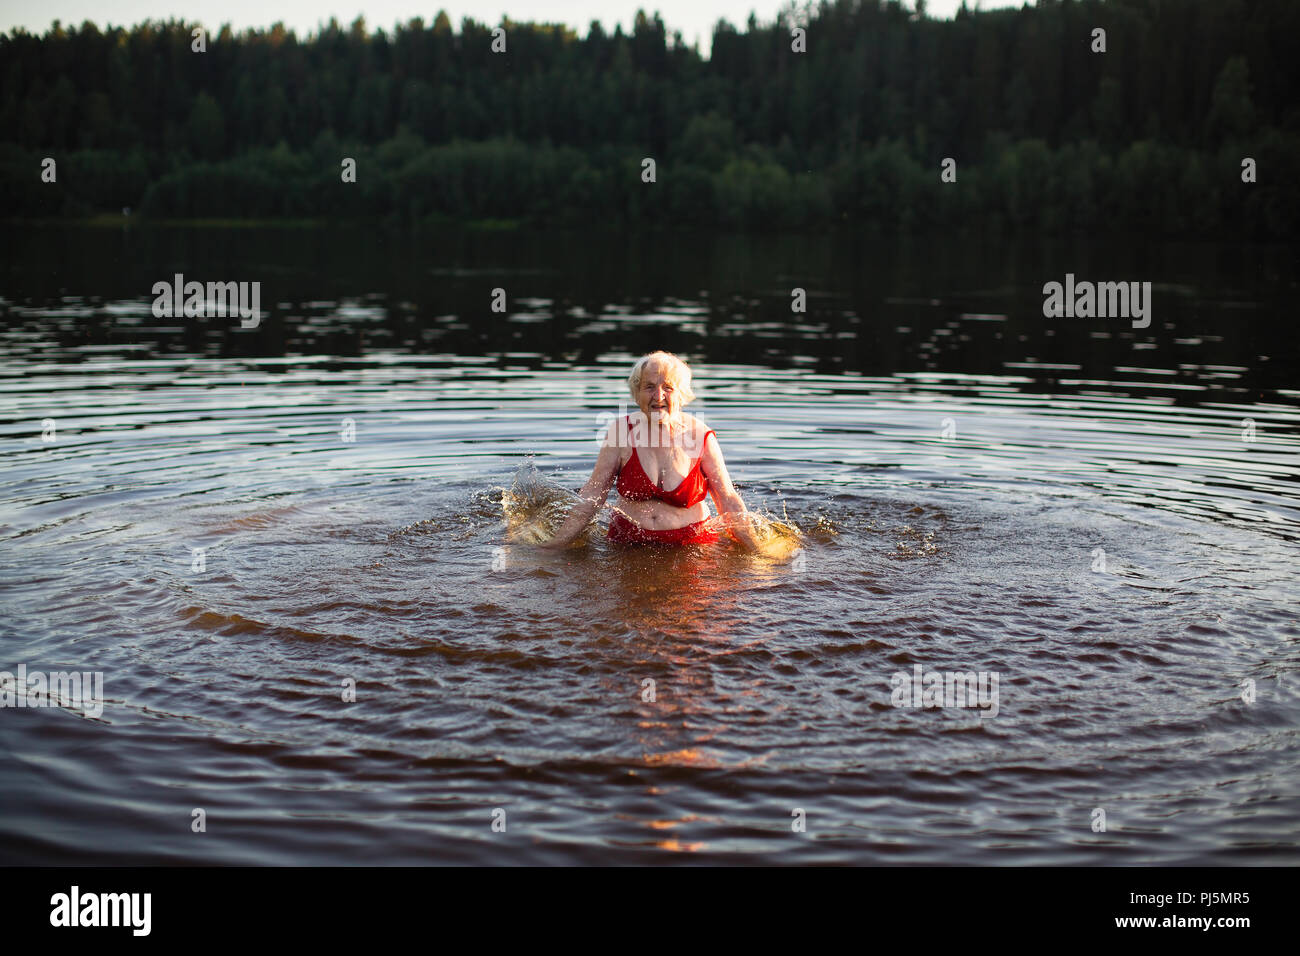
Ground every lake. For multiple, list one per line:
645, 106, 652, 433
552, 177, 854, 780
0, 224, 1296, 863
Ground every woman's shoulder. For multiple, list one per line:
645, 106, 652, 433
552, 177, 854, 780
682, 413, 714, 436
680, 414, 716, 455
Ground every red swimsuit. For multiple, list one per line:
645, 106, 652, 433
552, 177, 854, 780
609, 419, 718, 546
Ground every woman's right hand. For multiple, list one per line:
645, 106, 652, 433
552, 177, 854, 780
539, 422, 622, 550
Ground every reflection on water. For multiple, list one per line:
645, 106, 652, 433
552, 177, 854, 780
2, 225, 1296, 400
0, 226, 1297, 864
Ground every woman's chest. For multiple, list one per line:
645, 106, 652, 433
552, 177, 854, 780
626, 445, 693, 487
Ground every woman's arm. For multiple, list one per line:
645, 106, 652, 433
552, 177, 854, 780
538, 420, 622, 549
700, 431, 763, 550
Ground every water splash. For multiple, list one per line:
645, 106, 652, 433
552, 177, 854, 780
711, 503, 807, 561
501, 458, 598, 545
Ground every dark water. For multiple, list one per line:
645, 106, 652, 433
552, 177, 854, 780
0, 225, 1297, 864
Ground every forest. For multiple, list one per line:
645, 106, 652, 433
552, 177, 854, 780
1, 0, 1296, 236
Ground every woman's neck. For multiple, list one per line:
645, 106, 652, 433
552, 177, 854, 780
631, 410, 683, 444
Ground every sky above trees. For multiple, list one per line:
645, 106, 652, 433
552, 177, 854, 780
1, 1, 1018, 57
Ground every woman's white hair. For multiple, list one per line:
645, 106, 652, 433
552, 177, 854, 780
627, 351, 696, 406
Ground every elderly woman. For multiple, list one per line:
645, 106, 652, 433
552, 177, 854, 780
541, 351, 758, 549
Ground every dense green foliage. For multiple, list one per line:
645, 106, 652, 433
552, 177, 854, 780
2, 0, 1296, 235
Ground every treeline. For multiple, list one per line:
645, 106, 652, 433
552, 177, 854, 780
2, 132, 1290, 236
1, 0, 1297, 235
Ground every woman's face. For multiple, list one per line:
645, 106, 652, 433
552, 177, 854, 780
636, 361, 680, 423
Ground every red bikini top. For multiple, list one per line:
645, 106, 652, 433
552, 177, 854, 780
616, 417, 715, 508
